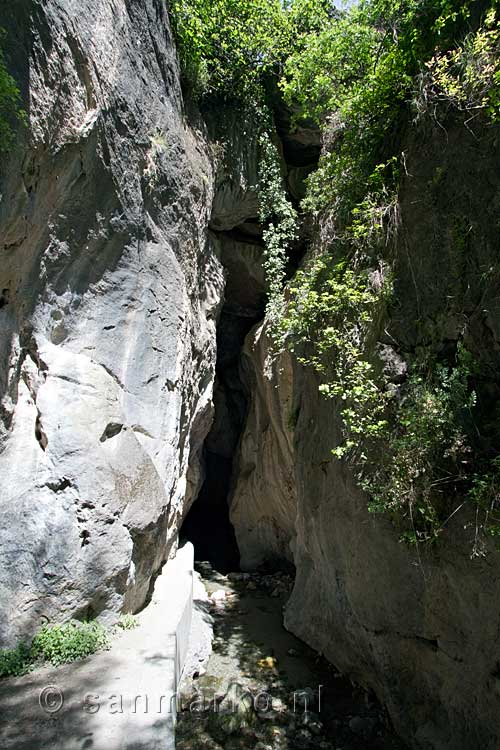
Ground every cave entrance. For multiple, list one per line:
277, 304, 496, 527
181, 231, 266, 573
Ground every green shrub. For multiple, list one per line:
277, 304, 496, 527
419, 8, 500, 122
281, 254, 393, 461
0, 643, 32, 678
0, 616, 135, 679
364, 348, 477, 543
169, 0, 500, 548
30, 621, 110, 667
469, 457, 500, 555
169, 0, 287, 100
169, 0, 335, 102
280, 0, 499, 221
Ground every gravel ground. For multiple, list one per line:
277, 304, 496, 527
176, 562, 407, 750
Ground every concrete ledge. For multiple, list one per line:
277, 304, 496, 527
145, 541, 194, 719
0, 543, 195, 750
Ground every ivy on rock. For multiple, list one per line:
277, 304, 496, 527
0, 30, 23, 155
169, 0, 500, 551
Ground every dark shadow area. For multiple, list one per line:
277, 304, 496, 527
182, 448, 240, 572
0, 642, 174, 750
182, 309, 260, 573
177, 565, 408, 750
181, 234, 267, 573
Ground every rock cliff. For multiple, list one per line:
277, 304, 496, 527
2, 3, 500, 750
0, 0, 229, 648
231, 122, 500, 749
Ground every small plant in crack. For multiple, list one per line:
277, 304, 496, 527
144, 130, 171, 190
116, 614, 139, 631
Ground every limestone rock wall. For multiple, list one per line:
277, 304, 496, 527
230, 122, 500, 749
3, 3, 500, 748
231, 322, 297, 571
0, 0, 224, 647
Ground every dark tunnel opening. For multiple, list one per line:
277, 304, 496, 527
181, 231, 267, 573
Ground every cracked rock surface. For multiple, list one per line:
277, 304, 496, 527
0, 0, 225, 647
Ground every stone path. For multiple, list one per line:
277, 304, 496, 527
0, 552, 408, 750
0, 544, 194, 750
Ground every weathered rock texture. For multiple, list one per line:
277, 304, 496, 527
0, 0, 228, 647
231, 325, 297, 571
3, 3, 500, 749
231, 121, 500, 750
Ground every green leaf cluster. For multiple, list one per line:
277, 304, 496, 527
0, 30, 23, 154
258, 129, 298, 333
0, 643, 32, 678
0, 620, 110, 678
421, 7, 500, 121
169, 0, 286, 99
365, 347, 478, 543
30, 620, 110, 667
281, 0, 498, 216
280, 254, 393, 460
469, 457, 500, 554
169, 0, 335, 100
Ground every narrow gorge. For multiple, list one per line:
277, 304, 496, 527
1, 2, 500, 750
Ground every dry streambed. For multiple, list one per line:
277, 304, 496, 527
177, 563, 406, 750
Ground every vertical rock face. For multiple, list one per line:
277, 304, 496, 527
181, 102, 266, 570
231, 323, 297, 571
0, 0, 225, 647
231, 123, 500, 750
2, 4, 499, 748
